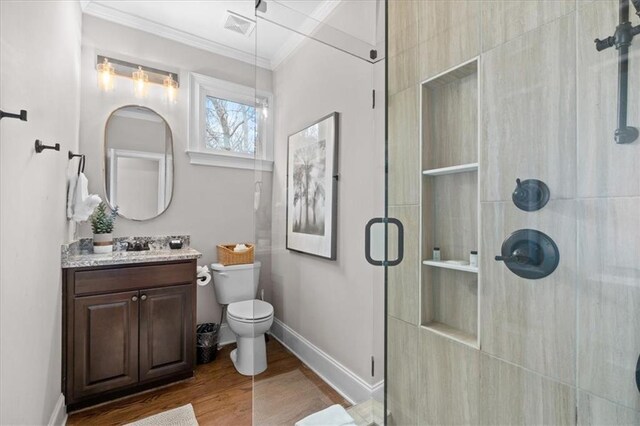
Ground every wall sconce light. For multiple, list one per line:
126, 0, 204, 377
95, 55, 180, 100
97, 57, 115, 92
132, 66, 149, 98
163, 73, 178, 104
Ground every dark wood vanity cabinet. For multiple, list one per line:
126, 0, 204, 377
139, 285, 194, 382
63, 260, 197, 411
72, 290, 140, 400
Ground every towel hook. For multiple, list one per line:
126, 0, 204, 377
34, 139, 60, 153
0, 109, 27, 122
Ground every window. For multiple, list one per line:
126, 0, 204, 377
204, 96, 256, 155
188, 73, 273, 171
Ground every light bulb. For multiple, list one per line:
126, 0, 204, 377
97, 58, 115, 92
163, 73, 178, 104
132, 66, 148, 98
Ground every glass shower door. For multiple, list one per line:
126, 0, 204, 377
252, 1, 386, 425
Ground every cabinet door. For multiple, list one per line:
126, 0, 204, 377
139, 285, 194, 382
73, 291, 139, 398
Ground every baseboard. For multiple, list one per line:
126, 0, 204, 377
371, 381, 385, 402
48, 393, 67, 426
270, 318, 383, 405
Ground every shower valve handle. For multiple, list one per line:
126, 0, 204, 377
495, 247, 542, 266
495, 254, 529, 264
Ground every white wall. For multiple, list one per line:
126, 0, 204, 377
0, 1, 82, 424
267, 5, 385, 387
78, 16, 273, 324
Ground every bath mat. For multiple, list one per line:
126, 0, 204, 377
124, 404, 198, 426
253, 368, 344, 425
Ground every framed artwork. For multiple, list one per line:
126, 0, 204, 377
286, 112, 339, 260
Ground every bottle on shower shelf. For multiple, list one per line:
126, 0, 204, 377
433, 247, 441, 261
470, 251, 478, 267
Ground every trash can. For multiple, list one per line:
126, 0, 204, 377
196, 322, 219, 364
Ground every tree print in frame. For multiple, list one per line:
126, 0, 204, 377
286, 112, 339, 260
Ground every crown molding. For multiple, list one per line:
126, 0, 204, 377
82, 1, 272, 70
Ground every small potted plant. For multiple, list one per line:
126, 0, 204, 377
90, 202, 118, 254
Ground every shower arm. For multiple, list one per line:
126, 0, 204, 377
594, 0, 640, 144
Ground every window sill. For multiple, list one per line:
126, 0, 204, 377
186, 150, 273, 172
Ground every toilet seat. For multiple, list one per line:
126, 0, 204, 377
227, 299, 273, 322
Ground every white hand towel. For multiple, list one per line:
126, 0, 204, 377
69, 173, 102, 222
66, 174, 78, 219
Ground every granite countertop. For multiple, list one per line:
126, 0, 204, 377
61, 235, 202, 269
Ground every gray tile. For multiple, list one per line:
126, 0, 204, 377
418, 330, 479, 425
418, 0, 480, 80
432, 171, 478, 262
481, 14, 576, 202
423, 72, 478, 170
577, 198, 640, 411
577, 0, 640, 198
388, 0, 419, 59
481, 200, 576, 384
388, 205, 420, 325
479, 353, 576, 425
388, 46, 418, 96
387, 317, 418, 426
481, 0, 576, 52
388, 86, 420, 205
388, 0, 419, 39
388, 23, 418, 59
426, 268, 478, 338
578, 391, 640, 426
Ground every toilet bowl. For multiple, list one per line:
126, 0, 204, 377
226, 299, 274, 376
210, 261, 274, 376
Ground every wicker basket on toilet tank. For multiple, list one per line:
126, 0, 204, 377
216, 244, 255, 266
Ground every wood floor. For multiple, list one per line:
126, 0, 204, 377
67, 339, 349, 425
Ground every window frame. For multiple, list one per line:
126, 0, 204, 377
188, 72, 273, 171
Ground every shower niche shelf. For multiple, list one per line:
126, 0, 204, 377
422, 260, 478, 274
421, 322, 478, 348
422, 162, 478, 176
420, 58, 480, 348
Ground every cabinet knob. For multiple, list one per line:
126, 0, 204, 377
140, 294, 147, 301
131, 296, 138, 302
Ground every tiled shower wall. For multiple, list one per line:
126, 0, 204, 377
387, 1, 640, 424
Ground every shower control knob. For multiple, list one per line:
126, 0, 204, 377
495, 229, 559, 279
512, 178, 550, 211
512, 179, 528, 201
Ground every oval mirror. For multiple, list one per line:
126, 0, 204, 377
104, 106, 173, 221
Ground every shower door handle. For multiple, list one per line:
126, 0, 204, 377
365, 217, 404, 267
636, 353, 640, 394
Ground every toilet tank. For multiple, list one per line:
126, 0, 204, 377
210, 261, 261, 305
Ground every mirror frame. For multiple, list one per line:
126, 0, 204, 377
103, 105, 174, 221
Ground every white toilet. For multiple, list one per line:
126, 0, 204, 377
210, 261, 274, 376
